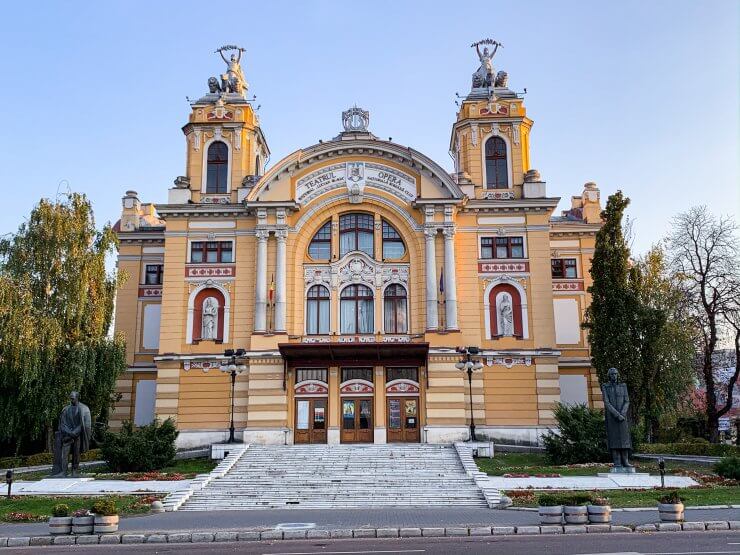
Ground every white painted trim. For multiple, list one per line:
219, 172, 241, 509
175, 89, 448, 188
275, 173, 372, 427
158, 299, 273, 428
142, 246, 165, 253
480, 131, 514, 191
188, 220, 237, 229
483, 278, 529, 340
201, 137, 233, 194
185, 282, 231, 344
381, 282, 409, 335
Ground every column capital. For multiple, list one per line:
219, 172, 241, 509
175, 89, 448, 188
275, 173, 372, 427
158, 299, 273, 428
442, 225, 456, 238
424, 226, 438, 239
275, 228, 288, 242
255, 229, 270, 241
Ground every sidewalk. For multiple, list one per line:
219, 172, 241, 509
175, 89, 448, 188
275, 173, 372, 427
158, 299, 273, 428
11, 478, 191, 496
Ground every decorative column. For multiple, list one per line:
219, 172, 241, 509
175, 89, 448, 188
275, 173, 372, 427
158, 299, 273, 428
254, 229, 269, 332
274, 229, 288, 332
424, 227, 439, 330
443, 226, 458, 330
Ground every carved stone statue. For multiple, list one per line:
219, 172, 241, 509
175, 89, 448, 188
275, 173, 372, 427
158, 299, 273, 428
601, 367, 634, 471
50, 392, 92, 478
494, 70, 508, 88
207, 45, 248, 96
201, 297, 218, 340
471, 40, 501, 88
497, 293, 514, 336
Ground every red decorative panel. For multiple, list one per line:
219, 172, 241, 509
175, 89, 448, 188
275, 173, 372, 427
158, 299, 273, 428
340, 381, 374, 394
207, 110, 234, 120
295, 382, 329, 395
138, 286, 162, 298
553, 280, 584, 291
478, 261, 529, 273
386, 381, 420, 394
480, 105, 508, 116
185, 265, 236, 278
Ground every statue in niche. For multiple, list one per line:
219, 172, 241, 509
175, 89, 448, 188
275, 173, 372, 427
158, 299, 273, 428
471, 39, 502, 88
201, 297, 218, 340
50, 392, 92, 478
208, 45, 248, 96
497, 292, 514, 336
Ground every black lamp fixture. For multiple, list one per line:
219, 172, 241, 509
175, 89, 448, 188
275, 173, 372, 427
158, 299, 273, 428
455, 346, 484, 442
219, 348, 247, 443
5, 469, 13, 499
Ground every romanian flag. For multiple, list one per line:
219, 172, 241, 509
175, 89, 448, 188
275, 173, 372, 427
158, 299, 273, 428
269, 274, 275, 304
439, 267, 445, 295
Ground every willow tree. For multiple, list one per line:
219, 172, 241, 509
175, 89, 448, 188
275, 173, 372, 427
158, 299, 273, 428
0, 193, 126, 453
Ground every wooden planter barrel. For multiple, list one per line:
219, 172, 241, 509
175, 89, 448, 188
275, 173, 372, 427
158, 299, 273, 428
587, 505, 612, 523
564, 505, 589, 524
71, 515, 94, 534
48, 516, 73, 535
658, 502, 685, 522
538, 505, 563, 525
94, 514, 120, 534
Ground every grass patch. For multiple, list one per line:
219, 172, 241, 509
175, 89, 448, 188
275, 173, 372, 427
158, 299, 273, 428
506, 486, 740, 508
0, 495, 161, 523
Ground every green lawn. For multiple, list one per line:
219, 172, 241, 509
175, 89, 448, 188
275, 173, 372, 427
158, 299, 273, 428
15, 457, 217, 482
475, 452, 713, 477
0, 495, 160, 522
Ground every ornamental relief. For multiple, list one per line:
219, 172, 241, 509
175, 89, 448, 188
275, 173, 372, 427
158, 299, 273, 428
304, 254, 409, 291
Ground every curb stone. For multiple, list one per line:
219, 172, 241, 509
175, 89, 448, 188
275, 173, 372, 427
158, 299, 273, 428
609, 526, 632, 533
283, 530, 307, 540
422, 528, 445, 537
167, 533, 191, 543
656, 523, 681, 532
470, 527, 492, 536
730, 521, 740, 530
76, 536, 100, 545
540, 526, 563, 534
706, 521, 730, 531
330, 529, 352, 539
492, 526, 516, 535
29, 537, 53, 546
52, 537, 75, 545
306, 530, 330, 539
376, 528, 399, 538
121, 534, 146, 544
444, 527, 468, 537
99, 535, 121, 544
564, 525, 587, 534
145, 534, 167, 543
587, 524, 610, 533
215, 532, 238, 542
400, 528, 422, 537
636, 524, 657, 532
0, 540, 6, 548
192, 532, 215, 543
238, 531, 261, 541
516, 526, 540, 535
682, 522, 706, 531
7, 538, 30, 548
353, 529, 376, 539
260, 530, 283, 540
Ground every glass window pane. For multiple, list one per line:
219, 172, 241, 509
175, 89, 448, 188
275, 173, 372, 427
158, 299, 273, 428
396, 298, 407, 333
389, 399, 401, 429
339, 232, 354, 258
383, 241, 405, 259
220, 242, 233, 263
296, 401, 309, 430
384, 299, 395, 332
359, 400, 372, 429
309, 241, 330, 260
206, 250, 218, 263
511, 244, 524, 259
340, 299, 355, 333
191, 243, 203, 263
358, 298, 374, 333
342, 400, 355, 430
318, 299, 330, 334
306, 299, 318, 334
313, 402, 326, 429
564, 259, 577, 278
358, 231, 374, 257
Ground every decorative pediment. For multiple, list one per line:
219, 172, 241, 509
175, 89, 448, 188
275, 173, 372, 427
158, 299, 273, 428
305, 253, 409, 291
386, 379, 420, 395
339, 257, 377, 287
295, 380, 329, 396
340, 379, 374, 395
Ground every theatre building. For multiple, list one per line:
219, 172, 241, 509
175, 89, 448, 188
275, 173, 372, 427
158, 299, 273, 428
111, 47, 604, 448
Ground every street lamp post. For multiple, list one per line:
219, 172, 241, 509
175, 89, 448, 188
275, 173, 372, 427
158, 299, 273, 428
455, 346, 483, 442
219, 348, 247, 443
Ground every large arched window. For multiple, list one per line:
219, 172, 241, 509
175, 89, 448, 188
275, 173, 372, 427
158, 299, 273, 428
382, 221, 406, 260
206, 141, 229, 193
339, 213, 374, 258
340, 284, 374, 334
193, 287, 225, 342
488, 283, 523, 338
384, 284, 408, 334
485, 136, 508, 189
306, 285, 330, 335
308, 221, 332, 261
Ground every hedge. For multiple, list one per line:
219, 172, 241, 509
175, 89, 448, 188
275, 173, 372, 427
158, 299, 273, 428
640, 443, 740, 457
0, 449, 102, 469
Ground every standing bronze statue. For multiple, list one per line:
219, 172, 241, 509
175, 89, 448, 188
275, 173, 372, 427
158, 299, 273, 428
601, 367, 634, 472
50, 391, 92, 478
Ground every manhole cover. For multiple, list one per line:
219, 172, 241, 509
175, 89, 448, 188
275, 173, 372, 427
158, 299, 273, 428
275, 522, 316, 530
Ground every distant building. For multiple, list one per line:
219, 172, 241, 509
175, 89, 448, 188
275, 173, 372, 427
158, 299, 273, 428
111, 46, 605, 448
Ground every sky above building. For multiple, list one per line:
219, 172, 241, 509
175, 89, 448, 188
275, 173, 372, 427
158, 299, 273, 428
0, 0, 737, 256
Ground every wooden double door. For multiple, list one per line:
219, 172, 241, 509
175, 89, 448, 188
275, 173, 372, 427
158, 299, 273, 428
294, 398, 327, 444
386, 396, 420, 443
341, 397, 374, 443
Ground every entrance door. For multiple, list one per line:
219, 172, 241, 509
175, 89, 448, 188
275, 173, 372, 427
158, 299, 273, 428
341, 398, 374, 443
294, 398, 327, 444
386, 397, 420, 443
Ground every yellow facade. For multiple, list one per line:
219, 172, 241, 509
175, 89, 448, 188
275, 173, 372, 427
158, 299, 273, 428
112, 51, 603, 447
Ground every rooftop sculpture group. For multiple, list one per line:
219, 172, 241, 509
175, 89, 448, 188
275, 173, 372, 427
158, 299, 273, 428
208, 45, 248, 97
471, 39, 508, 90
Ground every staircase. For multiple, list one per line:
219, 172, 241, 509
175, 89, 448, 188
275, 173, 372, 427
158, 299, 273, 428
179, 443, 490, 510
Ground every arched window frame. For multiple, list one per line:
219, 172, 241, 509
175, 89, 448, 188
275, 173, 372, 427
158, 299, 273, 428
339, 213, 374, 258
382, 283, 408, 334
381, 220, 406, 260
481, 132, 513, 190
483, 279, 529, 340
308, 221, 332, 261
201, 138, 232, 193
339, 283, 375, 335
305, 284, 331, 335
186, 283, 231, 344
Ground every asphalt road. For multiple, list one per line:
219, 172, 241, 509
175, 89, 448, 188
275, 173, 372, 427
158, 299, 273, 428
5, 532, 740, 555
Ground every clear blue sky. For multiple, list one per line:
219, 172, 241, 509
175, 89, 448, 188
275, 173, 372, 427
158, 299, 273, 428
0, 0, 737, 255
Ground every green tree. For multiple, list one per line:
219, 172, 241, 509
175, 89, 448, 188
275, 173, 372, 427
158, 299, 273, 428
0, 193, 126, 454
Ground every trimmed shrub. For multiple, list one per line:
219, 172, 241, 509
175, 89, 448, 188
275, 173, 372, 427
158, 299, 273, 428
537, 493, 563, 506
52, 504, 70, 517
101, 418, 178, 472
640, 443, 740, 457
91, 499, 118, 516
543, 403, 609, 464
714, 456, 740, 480
537, 492, 594, 506
658, 490, 683, 504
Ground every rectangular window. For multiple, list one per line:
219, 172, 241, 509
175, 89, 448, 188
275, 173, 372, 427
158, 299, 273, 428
295, 368, 328, 384
481, 236, 525, 259
190, 241, 234, 263
341, 367, 373, 382
552, 258, 577, 279
386, 367, 419, 383
144, 264, 163, 285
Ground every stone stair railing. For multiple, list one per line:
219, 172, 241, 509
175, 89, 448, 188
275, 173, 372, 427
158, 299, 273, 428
454, 442, 502, 509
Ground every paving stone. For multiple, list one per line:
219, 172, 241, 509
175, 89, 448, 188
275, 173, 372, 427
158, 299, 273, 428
400, 528, 422, 537
681, 522, 706, 531
353, 529, 376, 538
705, 521, 729, 530
587, 524, 611, 533
609, 526, 632, 533
491, 526, 516, 535
283, 530, 307, 540
306, 530, 331, 539
52, 536, 76, 545
99, 534, 121, 544
563, 525, 587, 534
330, 529, 352, 539
214, 532, 238, 542
29, 537, 54, 546
516, 526, 541, 535
656, 523, 681, 532
540, 525, 563, 534
470, 527, 492, 536
76, 535, 100, 545
444, 527, 469, 537
422, 528, 445, 537
167, 533, 192, 543
122, 534, 146, 544
636, 524, 657, 532
729, 521, 740, 530
192, 532, 215, 543
146, 534, 168, 543
376, 528, 399, 538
